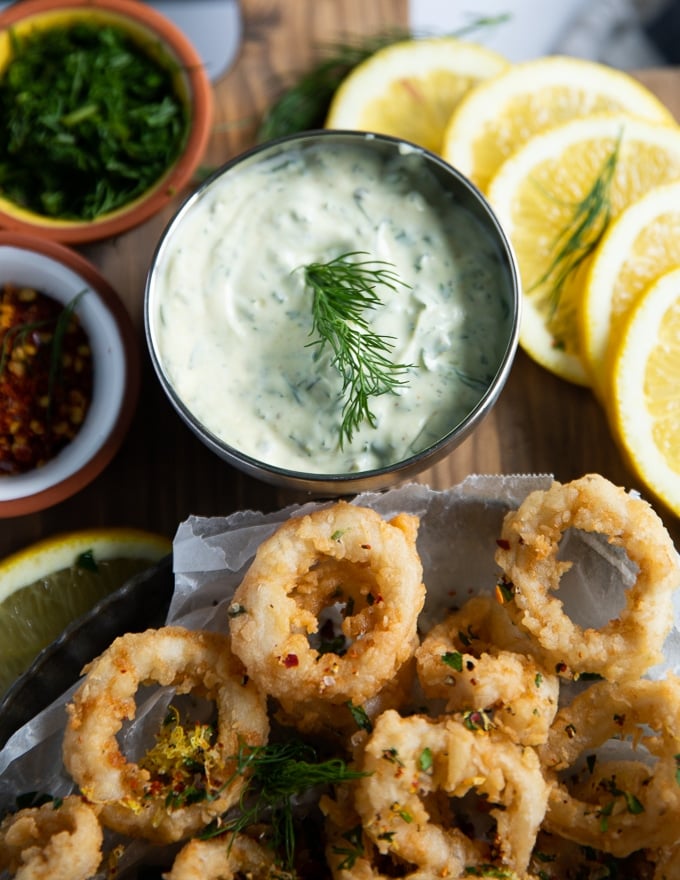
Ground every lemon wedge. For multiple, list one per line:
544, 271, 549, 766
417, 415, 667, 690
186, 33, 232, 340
0, 527, 172, 695
487, 114, 680, 385
324, 37, 509, 154
442, 56, 675, 193
608, 266, 680, 517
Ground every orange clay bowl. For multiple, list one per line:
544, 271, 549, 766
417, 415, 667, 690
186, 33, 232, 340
0, 232, 140, 516
0, 0, 214, 244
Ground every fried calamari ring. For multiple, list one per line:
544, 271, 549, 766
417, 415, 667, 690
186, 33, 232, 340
163, 834, 281, 880
323, 783, 466, 880
538, 676, 680, 857
650, 842, 680, 880
228, 502, 425, 713
63, 626, 269, 844
495, 474, 680, 680
353, 709, 549, 877
415, 595, 559, 746
0, 795, 102, 880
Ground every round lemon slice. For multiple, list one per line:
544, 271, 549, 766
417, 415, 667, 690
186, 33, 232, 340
487, 113, 680, 385
0, 527, 172, 695
442, 55, 675, 193
609, 266, 680, 517
579, 180, 680, 397
324, 37, 509, 154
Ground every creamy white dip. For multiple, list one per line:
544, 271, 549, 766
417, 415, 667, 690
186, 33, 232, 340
149, 138, 514, 474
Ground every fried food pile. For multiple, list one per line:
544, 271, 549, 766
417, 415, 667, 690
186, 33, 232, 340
1, 474, 680, 880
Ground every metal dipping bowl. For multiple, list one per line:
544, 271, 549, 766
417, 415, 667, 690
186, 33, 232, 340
145, 130, 521, 496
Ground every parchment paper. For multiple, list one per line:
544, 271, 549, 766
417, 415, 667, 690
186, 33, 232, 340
1, 475, 679, 852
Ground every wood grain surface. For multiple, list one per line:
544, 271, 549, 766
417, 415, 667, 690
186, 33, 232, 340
2, 0, 679, 557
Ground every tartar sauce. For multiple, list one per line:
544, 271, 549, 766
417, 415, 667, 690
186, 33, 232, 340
149, 138, 514, 474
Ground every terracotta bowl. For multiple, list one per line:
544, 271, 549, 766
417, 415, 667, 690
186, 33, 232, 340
0, 232, 140, 516
0, 0, 213, 244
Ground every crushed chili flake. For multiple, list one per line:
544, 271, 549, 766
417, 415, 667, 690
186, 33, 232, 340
0, 283, 93, 475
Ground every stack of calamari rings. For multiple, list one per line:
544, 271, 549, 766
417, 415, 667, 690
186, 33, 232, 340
1, 475, 679, 880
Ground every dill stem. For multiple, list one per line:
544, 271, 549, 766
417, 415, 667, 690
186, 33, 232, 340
300, 252, 413, 446
530, 133, 621, 343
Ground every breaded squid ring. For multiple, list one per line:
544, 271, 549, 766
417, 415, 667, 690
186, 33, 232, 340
353, 709, 549, 877
0, 795, 102, 880
650, 842, 680, 880
494, 474, 680, 681
415, 595, 559, 746
228, 502, 425, 712
163, 834, 280, 880
63, 626, 269, 844
538, 676, 680, 857
323, 783, 460, 880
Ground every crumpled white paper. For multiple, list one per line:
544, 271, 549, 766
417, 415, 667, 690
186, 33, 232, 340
1, 475, 679, 842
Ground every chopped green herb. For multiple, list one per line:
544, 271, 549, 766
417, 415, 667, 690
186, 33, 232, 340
346, 701, 373, 732
0, 21, 188, 220
392, 803, 413, 823
442, 651, 464, 672
418, 747, 433, 773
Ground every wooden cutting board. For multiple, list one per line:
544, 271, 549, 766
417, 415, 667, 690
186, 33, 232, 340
4, 0, 679, 556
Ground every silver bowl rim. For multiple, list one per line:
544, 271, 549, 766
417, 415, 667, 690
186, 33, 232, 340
144, 129, 522, 494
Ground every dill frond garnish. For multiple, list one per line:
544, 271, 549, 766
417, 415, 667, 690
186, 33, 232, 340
299, 251, 413, 446
202, 739, 367, 871
257, 15, 511, 142
530, 133, 622, 345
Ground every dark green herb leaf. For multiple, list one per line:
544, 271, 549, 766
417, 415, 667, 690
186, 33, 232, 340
442, 651, 464, 672
0, 22, 188, 220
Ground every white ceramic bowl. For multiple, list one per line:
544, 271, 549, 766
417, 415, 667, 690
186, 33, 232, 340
146, 131, 521, 495
0, 232, 139, 516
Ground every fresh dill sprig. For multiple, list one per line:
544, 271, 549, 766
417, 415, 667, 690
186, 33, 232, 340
300, 251, 413, 447
256, 14, 511, 142
530, 133, 622, 342
257, 31, 408, 142
201, 739, 367, 870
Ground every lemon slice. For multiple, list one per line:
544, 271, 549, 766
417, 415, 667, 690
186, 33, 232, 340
487, 114, 680, 385
0, 527, 172, 695
608, 266, 680, 517
442, 56, 675, 193
324, 37, 509, 154
579, 180, 680, 397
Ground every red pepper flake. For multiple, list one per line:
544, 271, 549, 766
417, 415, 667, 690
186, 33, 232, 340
283, 653, 299, 668
0, 284, 93, 475
495, 538, 511, 550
